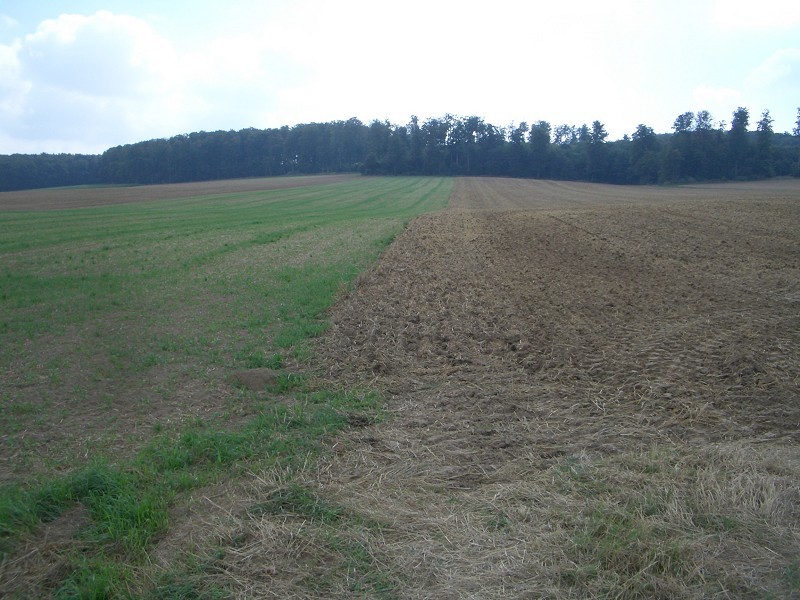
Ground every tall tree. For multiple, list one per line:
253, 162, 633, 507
529, 120, 552, 178
587, 120, 609, 181
692, 109, 724, 180
508, 122, 529, 176
630, 124, 659, 183
755, 109, 774, 177
420, 117, 450, 174
407, 116, 423, 173
553, 124, 577, 145
729, 106, 751, 179
673, 111, 694, 134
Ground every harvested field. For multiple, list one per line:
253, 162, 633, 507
210, 178, 800, 598
0, 174, 358, 210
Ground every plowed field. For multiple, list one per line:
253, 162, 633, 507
292, 178, 800, 597
321, 178, 800, 450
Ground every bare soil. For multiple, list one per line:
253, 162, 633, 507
0, 174, 358, 210
284, 177, 799, 597
319, 177, 800, 453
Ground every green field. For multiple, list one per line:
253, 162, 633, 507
0, 176, 452, 597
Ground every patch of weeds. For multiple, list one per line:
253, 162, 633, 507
248, 483, 344, 524
8, 401, 38, 416
553, 454, 609, 497
268, 371, 306, 393
83, 485, 172, 553
484, 508, 511, 531
146, 571, 227, 599
140, 352, 165, 369
636, 489, 671, 518
140, 425, 250, 472
342, 538, 399, 597
0, 401, 41, 433
246, 483, 400, 598
567, 503, 694, 595
234, 347, 285, 370
54, 557, 131, 600
0, 462, 168, 557
0, 477, 74, 545
243, 351, 267, 368
691, 510, 738, 533
266, 352, 284, 369
288, 340, 314, 362
784, 561, 800, 591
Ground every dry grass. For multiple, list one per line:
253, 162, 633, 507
169, 440, 798, 598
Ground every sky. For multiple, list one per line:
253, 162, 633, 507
0, 0, 798, 154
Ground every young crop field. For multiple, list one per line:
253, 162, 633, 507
1, 175, 799, 598
0, 175, 451, 597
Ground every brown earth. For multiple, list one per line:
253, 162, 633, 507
258, 177, 799, 597
0, 174, 359, 210
318, 177, 800, 456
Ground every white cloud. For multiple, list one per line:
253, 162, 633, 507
1, 14, 19, 29
0, 11, 183, 152
22, 11, 176, 99
692, 84, 741, 106
0, 40, 27, 115
711, 0, 800, 30
0, 10, 297, 153
1, 1, 798, 153
745, 48, 800, 88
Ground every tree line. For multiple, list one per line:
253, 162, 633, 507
2, 108, 799, 192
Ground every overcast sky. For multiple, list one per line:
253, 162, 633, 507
0, 0, 798, 154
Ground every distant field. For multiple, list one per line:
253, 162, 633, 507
0, 174, 359, 210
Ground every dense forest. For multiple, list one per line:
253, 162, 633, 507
2, 107, 799, 192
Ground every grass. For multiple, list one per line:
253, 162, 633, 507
0, 176, 452, 597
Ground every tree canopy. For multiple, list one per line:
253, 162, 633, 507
2, 108, 800, 192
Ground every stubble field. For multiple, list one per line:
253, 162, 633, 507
260, 177, 800, 598
1, 175, 799, 598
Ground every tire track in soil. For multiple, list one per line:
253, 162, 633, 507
305, 178, 800, 596
318, 178, 799, 461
